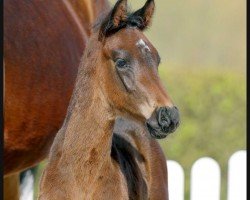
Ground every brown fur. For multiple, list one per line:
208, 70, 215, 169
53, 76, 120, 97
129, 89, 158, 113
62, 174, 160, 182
113, 0, 128, 26
4, 0, 109, 199
39, 2, 175, 198
4, 0, 109, 175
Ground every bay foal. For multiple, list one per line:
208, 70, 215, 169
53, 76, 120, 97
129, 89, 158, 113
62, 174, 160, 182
39, 0, 179, 199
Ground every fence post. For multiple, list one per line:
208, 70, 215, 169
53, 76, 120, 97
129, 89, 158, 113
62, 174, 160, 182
167, 160, 184, 200
190, 157, 221, 200
227, 150, 246, 200
20, 170, 34, 200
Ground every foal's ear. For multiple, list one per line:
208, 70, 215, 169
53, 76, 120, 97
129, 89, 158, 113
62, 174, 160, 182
99, 0, 127, 40
131, 0, 155, 30
112, 0, 128, 27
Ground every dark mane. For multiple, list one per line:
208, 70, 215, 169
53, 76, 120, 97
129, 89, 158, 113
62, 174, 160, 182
111, 134, 148, 200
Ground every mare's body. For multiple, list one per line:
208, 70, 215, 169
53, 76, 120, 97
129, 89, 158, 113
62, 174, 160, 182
4, 0, 109, 176
4, 0, 109, 199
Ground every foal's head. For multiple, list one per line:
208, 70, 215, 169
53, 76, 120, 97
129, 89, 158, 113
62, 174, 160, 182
88, 0, 180, 139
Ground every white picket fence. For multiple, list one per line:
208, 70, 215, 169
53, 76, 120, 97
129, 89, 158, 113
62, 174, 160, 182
168, 150, 246, 200
20, 150, 246, 200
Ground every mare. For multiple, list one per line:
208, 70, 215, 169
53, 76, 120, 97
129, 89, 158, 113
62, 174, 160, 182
4, 0, 109, 199
39, 0, 180, 199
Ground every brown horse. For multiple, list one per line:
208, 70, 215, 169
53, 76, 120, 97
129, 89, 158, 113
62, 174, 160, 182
39, 0, 180, 199
4, 0, 109, 199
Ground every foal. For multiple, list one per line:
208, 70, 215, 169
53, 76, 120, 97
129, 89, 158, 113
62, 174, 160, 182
39, 0, 179, 199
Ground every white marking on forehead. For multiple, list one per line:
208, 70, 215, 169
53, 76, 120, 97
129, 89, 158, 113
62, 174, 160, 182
136, 39, 151, 52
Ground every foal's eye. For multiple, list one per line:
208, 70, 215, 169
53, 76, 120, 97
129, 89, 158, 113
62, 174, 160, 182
115, 59, 127, 68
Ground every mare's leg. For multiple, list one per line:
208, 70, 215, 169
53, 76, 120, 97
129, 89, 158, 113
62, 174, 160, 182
4, 173, 20, 200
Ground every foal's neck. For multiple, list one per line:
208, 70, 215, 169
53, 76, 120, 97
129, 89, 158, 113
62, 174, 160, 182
56, 41, 115, 181
62, 89, 114, 160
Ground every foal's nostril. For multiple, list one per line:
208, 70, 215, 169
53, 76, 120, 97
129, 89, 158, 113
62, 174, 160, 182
157, 106, 180, 133
157, 107, 171, 128
146, 106, 180, 139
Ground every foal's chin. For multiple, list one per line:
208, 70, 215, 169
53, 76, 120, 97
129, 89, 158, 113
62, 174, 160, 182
146, 123, 174, 139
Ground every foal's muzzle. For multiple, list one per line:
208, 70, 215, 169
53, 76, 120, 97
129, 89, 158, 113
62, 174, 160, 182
146, 106, 180, 139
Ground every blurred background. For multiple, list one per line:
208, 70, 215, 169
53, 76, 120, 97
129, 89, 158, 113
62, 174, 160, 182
27, 0, 246, 199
